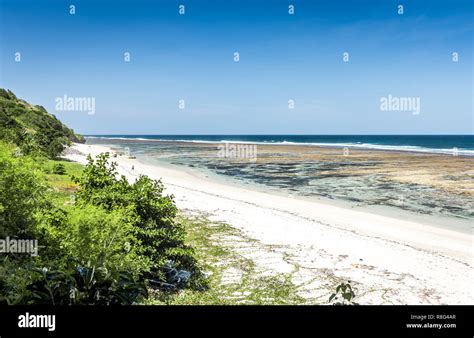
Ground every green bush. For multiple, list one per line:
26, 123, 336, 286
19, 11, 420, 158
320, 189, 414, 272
73, 153, 205, 289
37, 204, 150, 276
329, 281, 358, 305
52, 163, 66, 175
0, 142, 47, 237
23, 266, 148, 305
0, 142, 48, 304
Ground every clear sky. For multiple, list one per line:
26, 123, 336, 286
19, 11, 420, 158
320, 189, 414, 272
0, 0, 472, 135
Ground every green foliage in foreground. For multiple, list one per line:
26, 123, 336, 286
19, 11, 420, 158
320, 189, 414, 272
0, 143, 47, 238
38, 204, 150, 276
0, 142, 205, 305
26, 267, 148, 305
72, 153, 205, 288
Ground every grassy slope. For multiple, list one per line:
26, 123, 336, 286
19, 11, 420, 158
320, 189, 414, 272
44, 160, 84, 194
0, 89, 84, 157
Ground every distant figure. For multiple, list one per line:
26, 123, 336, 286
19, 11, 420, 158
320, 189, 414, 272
132, 165, 135, 171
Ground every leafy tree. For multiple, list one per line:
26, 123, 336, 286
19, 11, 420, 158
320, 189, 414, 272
73, 153, 205, 288
0, 142, 48, 304
0, 142, 47, 237
37, 204, 150, 276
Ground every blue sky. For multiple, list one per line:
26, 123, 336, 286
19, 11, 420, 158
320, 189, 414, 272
0, 0, 472, 134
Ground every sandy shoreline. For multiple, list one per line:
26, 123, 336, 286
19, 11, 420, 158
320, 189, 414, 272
64, 143, 474, 305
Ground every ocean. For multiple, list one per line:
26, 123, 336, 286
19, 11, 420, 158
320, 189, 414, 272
87, 135, 474, 156
85, 135, 474, 222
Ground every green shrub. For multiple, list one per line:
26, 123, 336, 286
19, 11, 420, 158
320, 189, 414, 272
23, 266, 147, 305
0, 142, 47, 237
52, 163, 66, 175
0, 142, 48, 304
329, 281, 358, 305
37, 204, 150, 276
73, 153, 205, 289
0, 257, 38, 305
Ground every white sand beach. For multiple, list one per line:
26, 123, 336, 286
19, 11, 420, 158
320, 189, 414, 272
64, 143, 474, 305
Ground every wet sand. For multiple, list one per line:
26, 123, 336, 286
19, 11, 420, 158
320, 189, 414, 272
89, 139, 474, 221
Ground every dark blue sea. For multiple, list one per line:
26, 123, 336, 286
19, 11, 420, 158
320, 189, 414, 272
87, 135, 474, 155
